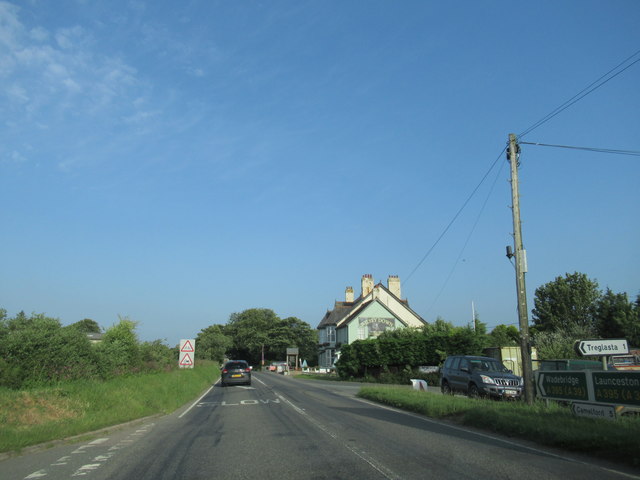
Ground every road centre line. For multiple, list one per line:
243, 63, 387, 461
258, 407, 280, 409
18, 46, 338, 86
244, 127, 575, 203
274, 391, 401, 480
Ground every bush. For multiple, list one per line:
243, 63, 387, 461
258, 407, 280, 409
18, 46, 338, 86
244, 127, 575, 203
335, 323, 485, 382
0, 312, 100, 388
95, 317, 142, 377
140, 340, 176, 371
0, 310, 174, 388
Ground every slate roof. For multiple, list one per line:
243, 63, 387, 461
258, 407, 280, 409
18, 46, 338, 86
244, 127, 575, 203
317, 302, 356, 328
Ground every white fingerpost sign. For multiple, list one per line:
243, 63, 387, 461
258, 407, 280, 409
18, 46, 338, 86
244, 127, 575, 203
179, 339, 196, 369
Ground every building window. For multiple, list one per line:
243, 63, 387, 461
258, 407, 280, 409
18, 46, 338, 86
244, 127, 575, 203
327, 326, 336, 343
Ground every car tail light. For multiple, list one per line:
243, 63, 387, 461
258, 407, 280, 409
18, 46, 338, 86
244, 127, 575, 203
245, 368, 251, 372
222, 369, 228, 374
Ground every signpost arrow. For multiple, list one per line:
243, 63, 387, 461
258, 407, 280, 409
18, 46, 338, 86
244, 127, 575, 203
574, 339, 629, 357
537, 373, 547, 397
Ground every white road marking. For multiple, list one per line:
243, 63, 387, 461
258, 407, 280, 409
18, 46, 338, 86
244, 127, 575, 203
24, 470, 47, 479
88, 438, 109, 445
26, 423, 157, 479
93, 454, 114, 462
71, 464, 101, 476
275, 391, 401, 480
179, 385, 214, 418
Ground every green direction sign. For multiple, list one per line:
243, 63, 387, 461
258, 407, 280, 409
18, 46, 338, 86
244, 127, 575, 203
592, 372, 640, 407
536, 371, 589, 401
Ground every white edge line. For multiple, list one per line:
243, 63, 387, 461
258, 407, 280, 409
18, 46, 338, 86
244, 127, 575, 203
179, 386, 214, 419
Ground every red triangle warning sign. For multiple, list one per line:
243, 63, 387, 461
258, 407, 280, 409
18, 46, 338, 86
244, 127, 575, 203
179, 353, 193, 366
180, 340, 195, 352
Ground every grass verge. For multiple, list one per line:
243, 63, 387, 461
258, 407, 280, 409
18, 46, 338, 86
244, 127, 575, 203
0, 362, 218, 454
358, 385, 640, 468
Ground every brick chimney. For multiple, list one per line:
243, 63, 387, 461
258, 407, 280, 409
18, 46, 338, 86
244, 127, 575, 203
345, 286, 354, 303
361, 274, 374, 297
388, 275, 401, 298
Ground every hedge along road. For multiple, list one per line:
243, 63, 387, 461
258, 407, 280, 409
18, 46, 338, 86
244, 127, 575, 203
1, 373, 638, 480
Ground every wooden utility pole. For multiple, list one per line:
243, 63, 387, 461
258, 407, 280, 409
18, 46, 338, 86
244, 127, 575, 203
508, 133, 534, 405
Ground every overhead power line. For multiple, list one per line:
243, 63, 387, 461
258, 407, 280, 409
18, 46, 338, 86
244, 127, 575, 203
404, 146, 506, 285
518, 48, 640, 139
520, 141, 640, 157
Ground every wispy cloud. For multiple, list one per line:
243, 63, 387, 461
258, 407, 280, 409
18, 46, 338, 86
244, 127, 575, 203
0, 1, 151, 168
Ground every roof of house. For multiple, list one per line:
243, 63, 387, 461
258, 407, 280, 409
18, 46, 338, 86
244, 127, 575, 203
317, 302, 355, 329
336, 298, 410, 329
317, 281, 425, 329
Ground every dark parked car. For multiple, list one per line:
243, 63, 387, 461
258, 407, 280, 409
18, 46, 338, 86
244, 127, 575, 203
440, 355, 523, 400
220, 360, 252, 386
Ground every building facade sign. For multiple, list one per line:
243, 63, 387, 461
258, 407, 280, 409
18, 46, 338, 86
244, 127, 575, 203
359, 317, 395, 338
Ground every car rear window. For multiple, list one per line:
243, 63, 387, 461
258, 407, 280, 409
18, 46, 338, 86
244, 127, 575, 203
226, 362, 248, 369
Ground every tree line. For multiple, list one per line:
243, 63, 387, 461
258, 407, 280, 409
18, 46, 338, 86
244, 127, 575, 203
2, 271, 635, 388
0, 307, 318, 389
195, 308, 317, 367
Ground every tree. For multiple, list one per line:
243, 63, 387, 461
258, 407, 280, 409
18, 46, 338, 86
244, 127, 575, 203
533, 323, 595, 360
196, 324, 232, 363
225, 309, 281, 364
68, 318, 102, 334
224, 309, 317, 366
531, 272, 600, 333
274, 317, 318, 367
488, 325, 520, 347
596, 289, 640, 347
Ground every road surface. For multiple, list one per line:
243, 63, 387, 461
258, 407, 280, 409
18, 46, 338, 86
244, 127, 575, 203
1, 372, 638, 479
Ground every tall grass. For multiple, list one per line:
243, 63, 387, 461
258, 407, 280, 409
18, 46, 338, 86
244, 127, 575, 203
358, 385, 640, 467
0, 362, 218, 453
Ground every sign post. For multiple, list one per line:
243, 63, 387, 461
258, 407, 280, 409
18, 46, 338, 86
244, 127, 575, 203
179, 339, 196, 369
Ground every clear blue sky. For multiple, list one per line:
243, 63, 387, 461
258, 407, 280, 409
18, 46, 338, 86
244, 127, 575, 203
1, 1, 639, 347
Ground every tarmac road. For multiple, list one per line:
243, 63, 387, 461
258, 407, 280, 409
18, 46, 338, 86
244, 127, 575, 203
1, 372, 638, 480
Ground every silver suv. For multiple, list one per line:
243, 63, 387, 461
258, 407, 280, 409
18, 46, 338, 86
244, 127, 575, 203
440, 355, 523, 399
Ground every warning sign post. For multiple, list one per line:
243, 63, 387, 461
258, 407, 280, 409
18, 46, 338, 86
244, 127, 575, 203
179, 339, 196, 369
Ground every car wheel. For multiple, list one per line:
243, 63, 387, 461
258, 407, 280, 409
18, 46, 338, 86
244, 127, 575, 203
468, 384, 480, 399
441, 381, 453, 395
